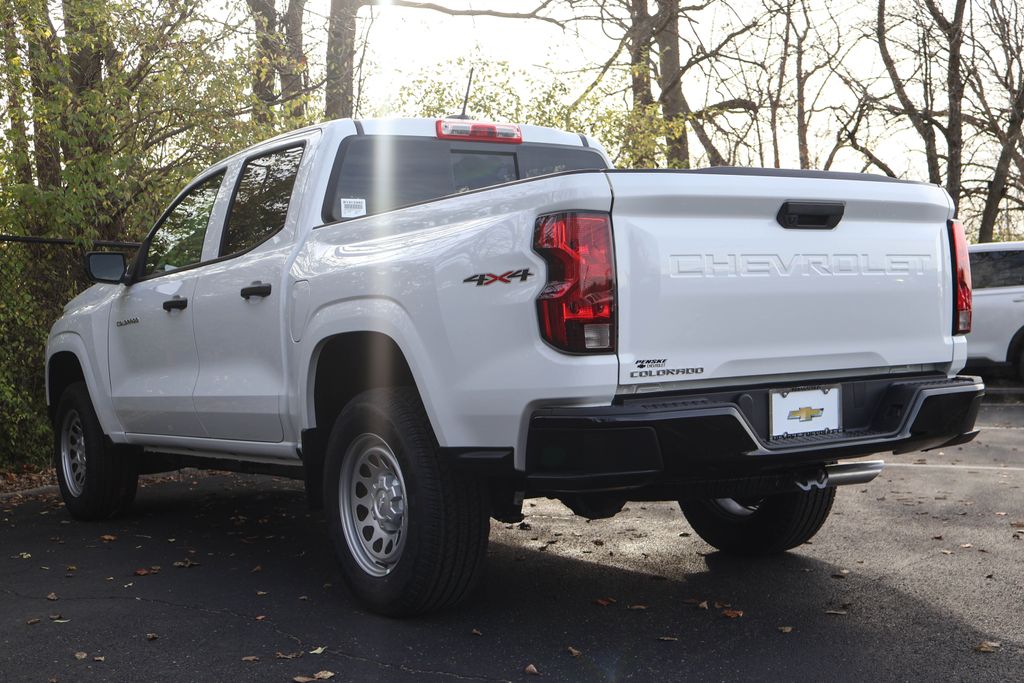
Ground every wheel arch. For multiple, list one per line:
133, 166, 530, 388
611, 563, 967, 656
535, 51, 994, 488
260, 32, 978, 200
47, 350, 86, 422
1005, 325, 1024, 366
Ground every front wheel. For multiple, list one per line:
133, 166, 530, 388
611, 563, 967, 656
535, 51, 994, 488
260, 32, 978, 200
679, 487, 836, 555
53, 382, 138, 520
323, 388, 489, 616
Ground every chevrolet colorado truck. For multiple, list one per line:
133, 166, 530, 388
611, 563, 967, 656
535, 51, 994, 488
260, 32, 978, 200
46, 117, 983, 616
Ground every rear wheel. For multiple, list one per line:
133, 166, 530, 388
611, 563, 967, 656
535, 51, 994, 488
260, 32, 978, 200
53, 382, 138, 520
679, 487, 836, 555
323, 387, 489, 616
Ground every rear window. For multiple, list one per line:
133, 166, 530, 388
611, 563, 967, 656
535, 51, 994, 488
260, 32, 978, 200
969, 249, 1024, 289
322, 136, 607, 223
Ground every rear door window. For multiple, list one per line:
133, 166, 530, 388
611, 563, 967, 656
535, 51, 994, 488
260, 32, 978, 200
322, 136, 606, 222
221, 145, 305, 257
970, 250, 1024, 289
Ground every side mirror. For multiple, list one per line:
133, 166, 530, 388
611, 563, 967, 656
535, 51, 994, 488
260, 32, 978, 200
85, 251, 128, 284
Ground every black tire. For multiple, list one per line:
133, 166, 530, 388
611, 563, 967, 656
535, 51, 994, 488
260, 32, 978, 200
323, 387, 489, 616
679, 486, 836, 556
53, 382, 138, 520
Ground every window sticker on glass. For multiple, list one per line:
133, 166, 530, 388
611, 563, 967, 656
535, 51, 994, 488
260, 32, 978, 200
340, 198, 367, 218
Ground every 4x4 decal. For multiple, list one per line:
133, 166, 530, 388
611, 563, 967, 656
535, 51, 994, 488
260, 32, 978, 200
463, 269, 534, 286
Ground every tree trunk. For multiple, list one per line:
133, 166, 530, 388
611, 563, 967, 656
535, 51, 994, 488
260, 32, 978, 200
247, 0, 278, 123
626, 0, 653, 109
654, 0, 688, 168
19, 0, 62, 191
1, 5, 33, 184
924, 0, 967, 213
325, 0, 361, 119
279, 0, 307, 118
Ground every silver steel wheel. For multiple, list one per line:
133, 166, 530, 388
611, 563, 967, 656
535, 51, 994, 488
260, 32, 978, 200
713, 497, 762, 518
60, 410, 87, 497
339, 433, 408, 577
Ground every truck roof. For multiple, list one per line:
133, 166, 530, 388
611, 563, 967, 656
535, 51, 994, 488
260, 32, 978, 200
216, 117, 596, 169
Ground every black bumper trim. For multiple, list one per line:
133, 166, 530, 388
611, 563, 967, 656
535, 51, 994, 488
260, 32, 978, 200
525, 375, 984, 493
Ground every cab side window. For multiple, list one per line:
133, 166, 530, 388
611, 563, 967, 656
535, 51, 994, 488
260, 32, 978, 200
970, 250, 1024, 289
144, 172, 225, 277
220, 145, 304, 257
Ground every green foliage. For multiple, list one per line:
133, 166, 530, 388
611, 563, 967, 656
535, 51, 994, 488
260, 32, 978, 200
391, 58, 683, 170
0, 0, 308, 467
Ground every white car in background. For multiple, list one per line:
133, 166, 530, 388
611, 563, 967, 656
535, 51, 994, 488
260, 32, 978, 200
967, 241, 1024, 380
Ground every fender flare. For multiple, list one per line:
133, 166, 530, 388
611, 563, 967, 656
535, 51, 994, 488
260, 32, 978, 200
296, 296, 453, 446
47, 332, 124, 437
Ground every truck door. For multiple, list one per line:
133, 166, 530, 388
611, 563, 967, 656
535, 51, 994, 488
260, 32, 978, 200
191, 142, 308, 442
108, 171, 226, 437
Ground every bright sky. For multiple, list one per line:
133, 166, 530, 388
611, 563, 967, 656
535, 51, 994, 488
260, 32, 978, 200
305, 1, 613, 113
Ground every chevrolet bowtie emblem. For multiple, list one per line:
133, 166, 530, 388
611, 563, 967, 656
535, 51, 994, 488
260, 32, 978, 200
788, 406, 824, 422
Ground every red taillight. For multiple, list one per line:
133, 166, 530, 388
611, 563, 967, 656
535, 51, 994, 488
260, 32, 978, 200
949, 219, 972, 334
533, 212, 616, 353
436, 119, 522, 144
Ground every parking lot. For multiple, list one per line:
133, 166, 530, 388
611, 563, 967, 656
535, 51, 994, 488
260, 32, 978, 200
1, 401, 1022, 682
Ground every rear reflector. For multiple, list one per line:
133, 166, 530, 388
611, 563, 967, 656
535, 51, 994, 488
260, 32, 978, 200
436, 119, 522, 144
533, 212, 616, 353
949, 219, 972, 334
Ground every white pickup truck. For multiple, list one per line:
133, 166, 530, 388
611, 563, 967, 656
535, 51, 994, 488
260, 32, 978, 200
47, 117, 983, 615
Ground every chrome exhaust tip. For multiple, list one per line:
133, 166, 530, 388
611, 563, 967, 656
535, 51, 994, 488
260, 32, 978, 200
796, 460, 885, 491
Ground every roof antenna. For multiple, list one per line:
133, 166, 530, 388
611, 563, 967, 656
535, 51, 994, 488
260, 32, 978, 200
449, 66, 474, 120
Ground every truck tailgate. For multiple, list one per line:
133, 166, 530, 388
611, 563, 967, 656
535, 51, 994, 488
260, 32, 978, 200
607, 170, 956, 388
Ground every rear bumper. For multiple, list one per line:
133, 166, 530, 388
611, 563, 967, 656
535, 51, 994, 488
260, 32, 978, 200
524, 374, 983, 493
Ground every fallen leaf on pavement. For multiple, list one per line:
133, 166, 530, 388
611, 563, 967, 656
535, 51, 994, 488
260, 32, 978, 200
93, 656, 105, 662
627, 604, 648, 610
314, 673, 334, 681
255, 615, 267, 621
276, 652, 301, 660
26, 618, 40, 625
309, 646, 326, 655
256, 590, 268, 596
657, 636, 679, 642
74, 652, 88, 660
525, 664, 540, 676
46, 592, 58, 601
294, 677, 316, 683
825, 610, 847, 616
779, 626, 794, 633
172, 558, 200, 568
145, 633, 158, 641
241, 656, 259, 662
960, 543, 973, 548
932, 535, 943, 540
940, 550, 953, 555
133, 568, 151, 577
567, 646, 581, 657
697, 600, 709, 610
471, 629, 482, 636
251, 565, 262, 573
722, 609, 744, 619
974, 641, 1001, 653
99, 535, 117, 542
593, 597, 616, 607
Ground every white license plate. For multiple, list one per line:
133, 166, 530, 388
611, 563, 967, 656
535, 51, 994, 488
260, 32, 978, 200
770, 386, 841, 439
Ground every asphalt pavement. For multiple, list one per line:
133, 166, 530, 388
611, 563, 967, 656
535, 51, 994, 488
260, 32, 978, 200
1, 403, 1022, 682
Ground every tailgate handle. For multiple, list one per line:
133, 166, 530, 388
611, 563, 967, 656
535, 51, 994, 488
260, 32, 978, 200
776, 201, 844, 230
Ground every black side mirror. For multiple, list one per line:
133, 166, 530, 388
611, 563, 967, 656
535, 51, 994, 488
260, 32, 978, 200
85, 251, 128, 284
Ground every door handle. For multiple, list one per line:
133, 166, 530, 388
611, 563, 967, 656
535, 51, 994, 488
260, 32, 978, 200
162, 296, 188, 312
240, 282, 272, 300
